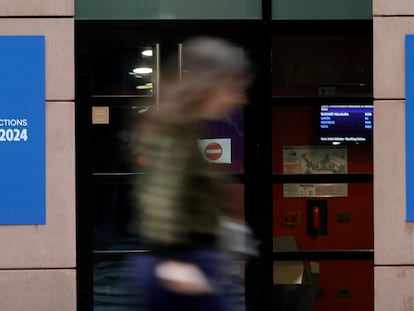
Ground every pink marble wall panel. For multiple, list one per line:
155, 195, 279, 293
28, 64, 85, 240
374, 17, 414, 99
0, 18, 74, 101
375, 266, 414, 311
0, 269, 76, 311
374, 100, 414, 265
0, 102, 75, 268
0, 0, 73, 16
374, 0, 414, 16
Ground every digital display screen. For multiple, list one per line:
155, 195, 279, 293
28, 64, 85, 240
320, 105, 373, 144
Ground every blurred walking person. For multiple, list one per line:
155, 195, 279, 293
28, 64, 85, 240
127, 37, 253, 311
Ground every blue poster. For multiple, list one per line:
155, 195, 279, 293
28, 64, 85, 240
406, 34, 414, 221
0, 36, 45, 225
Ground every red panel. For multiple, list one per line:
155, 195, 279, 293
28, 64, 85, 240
222, 184, 245, 221
311, 260, 374, 311
272, 105, 373, 250
272, 105, 373, 174
273, 183, 373, 250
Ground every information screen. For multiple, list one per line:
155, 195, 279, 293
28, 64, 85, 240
320, 105, 373, 144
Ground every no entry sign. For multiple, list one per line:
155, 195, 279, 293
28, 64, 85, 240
205, 142, 223, 161
198, 138, 231, 164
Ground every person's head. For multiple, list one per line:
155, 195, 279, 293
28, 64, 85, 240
160, 37, 252, 121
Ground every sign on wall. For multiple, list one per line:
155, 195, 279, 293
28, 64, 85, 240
0, 36, 45, 225
198, 138, 231, 164
282, 146, 348, 198
406, 34, 414, 222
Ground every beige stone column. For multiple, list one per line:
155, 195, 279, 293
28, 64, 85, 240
0, 2, 75, 311
374, 1, 414, 310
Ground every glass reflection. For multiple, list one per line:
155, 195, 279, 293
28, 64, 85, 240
93, 182, 144, 252
92, 105, 152, 174
272, 35, 372, 97
92, 47, 155, 96
94, 258, 146, 311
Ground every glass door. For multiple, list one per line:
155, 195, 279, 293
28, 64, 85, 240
76, 20, 268, 311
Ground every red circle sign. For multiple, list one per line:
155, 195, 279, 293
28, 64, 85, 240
205, 142, 222, 161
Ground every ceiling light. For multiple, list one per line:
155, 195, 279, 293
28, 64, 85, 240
142, 50, 153, 57
136, 83, 153, 90
133, 67, 152, 74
